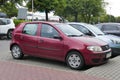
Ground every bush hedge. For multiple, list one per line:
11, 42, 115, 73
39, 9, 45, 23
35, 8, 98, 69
13, 19, 27, 27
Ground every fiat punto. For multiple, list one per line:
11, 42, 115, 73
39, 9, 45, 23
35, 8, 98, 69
10, 21, 111, 70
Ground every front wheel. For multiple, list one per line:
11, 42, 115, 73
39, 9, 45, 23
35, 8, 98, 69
66, 51, 84, 70
11, 45, 24, 59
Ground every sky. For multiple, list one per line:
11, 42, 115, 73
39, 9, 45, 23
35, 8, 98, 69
105, 0, 120, 17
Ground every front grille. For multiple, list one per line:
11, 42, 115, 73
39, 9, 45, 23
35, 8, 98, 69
101, 45, 110, 51
92, 59, 100, 63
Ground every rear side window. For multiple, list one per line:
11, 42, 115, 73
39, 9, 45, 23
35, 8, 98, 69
0, 19, 10, 25
23, 24, 38, 36
102, 25, 119, 31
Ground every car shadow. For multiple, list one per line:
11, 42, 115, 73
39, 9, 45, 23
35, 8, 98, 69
17, 55, 93, 71
0, 36, 10, 40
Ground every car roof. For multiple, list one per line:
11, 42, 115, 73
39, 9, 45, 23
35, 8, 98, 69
24, 21, 63, 25
67, 22, 92, 28
23, 21, 68, 25
96, 23, 120, 26
67, 22, 86, 25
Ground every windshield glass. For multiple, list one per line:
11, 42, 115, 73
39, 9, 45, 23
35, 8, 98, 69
86, 24, 104, 35
55, 24, 83, 37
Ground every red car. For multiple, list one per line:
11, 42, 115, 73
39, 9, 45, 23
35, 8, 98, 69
10, 21, 111, 70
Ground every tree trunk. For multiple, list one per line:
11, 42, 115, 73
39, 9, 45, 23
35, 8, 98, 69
74, 12, 78, 22
45, 9, 48, 21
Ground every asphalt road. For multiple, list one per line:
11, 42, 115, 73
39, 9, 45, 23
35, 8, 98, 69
1, 40, 120, 80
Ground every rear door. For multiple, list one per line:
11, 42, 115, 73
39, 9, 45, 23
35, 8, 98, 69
19, 23, 38, 55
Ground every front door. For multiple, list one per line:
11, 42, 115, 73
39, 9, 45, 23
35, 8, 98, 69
37, 23, 64, 60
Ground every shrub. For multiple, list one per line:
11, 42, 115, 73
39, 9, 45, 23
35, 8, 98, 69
13, 19, 27, 27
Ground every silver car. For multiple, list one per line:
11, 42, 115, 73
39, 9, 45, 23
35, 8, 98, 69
68, 22, 120, 57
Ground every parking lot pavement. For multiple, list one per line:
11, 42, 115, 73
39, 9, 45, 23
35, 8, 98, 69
84, 56, 120, 80
0, 60, 108, 80
0, 40, 119, 80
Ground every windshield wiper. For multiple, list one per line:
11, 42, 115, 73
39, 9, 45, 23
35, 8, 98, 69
97, 34, 103, 35
68, 34, 83, 37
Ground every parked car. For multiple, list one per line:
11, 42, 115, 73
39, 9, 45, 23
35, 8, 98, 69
0, 18, 15, 39
68, 22, 120, 56
10, 21, 111, 70
96, 23, 120, 37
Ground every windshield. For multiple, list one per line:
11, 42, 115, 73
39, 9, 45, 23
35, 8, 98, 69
55, 24, 83, 37
85, 24, 104, 35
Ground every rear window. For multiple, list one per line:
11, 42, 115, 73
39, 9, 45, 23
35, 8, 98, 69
102, 25, 119, 31
0, 19, 11, 25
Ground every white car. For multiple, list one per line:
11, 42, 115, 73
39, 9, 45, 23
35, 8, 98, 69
0, 18, 15, 39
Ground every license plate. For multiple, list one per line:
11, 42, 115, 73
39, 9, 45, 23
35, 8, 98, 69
106, 52, 111, 58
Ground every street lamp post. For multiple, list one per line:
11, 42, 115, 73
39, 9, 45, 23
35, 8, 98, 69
109, 7, 111, 22
32, 0, 34, 21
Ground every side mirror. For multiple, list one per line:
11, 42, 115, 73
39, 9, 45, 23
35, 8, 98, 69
53, 35, 63, 40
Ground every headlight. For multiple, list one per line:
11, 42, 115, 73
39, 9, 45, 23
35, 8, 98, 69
87, 46, 102, 52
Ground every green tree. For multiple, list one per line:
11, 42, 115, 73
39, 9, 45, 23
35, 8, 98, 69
0, 2, 18, 17
116, 16, 120, 23
62, 0, 106, 23
80, 0, 105, 23
0, 0, 24, 5
54, 0, 66, 20
27, 0, 60, 21
66, 0, 83, 22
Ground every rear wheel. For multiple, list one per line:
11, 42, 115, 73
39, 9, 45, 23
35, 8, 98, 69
11, 45, 24, 59
66, 51, 84, 70
7, 30, 13, 39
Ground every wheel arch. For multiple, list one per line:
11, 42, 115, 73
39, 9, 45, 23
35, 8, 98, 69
10, 43, 20, 51
7, 28, 14, 33
65, 49, 85, 62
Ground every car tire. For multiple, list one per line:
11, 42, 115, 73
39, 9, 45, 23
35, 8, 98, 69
11, 45, 24, 59
7, 30, 13, 39
66, 51, 84, 70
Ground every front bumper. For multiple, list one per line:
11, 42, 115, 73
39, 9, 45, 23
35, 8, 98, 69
84, 49, 111, 65
111, 47, 120, 56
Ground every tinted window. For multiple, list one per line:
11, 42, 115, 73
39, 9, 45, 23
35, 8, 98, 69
102, 25, 119, 31
41, 24, 59, 38
23, 24, 38, 36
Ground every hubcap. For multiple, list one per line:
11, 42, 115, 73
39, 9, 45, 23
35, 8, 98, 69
12, 46, 21, 58
68, 54, 81, 68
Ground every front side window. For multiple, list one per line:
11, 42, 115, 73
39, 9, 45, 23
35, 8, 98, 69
23, 23, 38, 36
86, 24, 104, 35
70, 24, 91, 35
41, 24, 59, 38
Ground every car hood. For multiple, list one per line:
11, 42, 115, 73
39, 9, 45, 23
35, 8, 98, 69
71, 36, 107, 46
95, 34, 120, 46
